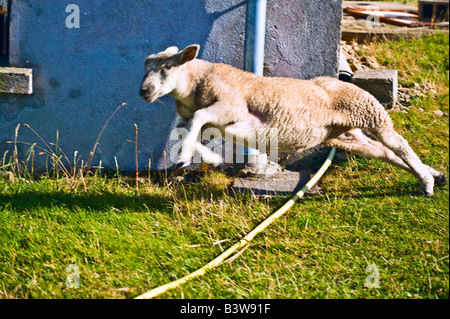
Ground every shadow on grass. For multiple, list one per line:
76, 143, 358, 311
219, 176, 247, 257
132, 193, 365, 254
324, 184, 448, 200
0, 190, 173, 213
1, 178, 446, 215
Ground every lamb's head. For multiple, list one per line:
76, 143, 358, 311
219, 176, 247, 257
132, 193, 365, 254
139, 44, 200, 103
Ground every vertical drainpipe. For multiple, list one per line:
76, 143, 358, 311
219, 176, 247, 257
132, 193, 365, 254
239, 0, 269, 164
338, 48, 353, 83
244, 0, 267, 76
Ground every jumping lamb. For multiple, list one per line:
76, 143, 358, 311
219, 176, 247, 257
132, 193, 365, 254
139, 44, 446, 196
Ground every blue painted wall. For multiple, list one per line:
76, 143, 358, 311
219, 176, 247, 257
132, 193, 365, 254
0, 0, 342, 171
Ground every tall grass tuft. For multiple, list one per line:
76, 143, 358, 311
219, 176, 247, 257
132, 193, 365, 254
1, 102, 129, 190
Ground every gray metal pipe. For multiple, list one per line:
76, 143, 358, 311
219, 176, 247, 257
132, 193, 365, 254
244, 0, 268, 76
338, 48, 353, 82
241, 0, 269, 157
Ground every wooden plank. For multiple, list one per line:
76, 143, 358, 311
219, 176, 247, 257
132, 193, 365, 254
0, 67, 33, 94
345, 8, 433, 27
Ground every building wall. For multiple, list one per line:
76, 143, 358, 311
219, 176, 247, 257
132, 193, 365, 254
0, 0, 342, 171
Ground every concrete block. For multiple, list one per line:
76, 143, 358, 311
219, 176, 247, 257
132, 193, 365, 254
419, 0, 449, 22
232, 169, 321, 195
352, 69, 398, 109
0, 67, 33, 94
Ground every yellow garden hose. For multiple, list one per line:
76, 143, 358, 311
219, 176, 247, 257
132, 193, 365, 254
135, 147, 337, 299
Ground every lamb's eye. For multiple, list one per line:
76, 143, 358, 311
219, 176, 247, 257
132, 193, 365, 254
164, 63, 174, 70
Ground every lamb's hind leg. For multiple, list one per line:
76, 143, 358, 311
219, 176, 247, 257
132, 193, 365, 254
324, 129, 445, 183
369, 127, 436, 196
323, 129, 410, 169
323, 129, 445, 195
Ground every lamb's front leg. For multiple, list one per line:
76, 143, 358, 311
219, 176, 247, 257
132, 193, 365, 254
177, 118, 223, 167
175, 102, 246, 169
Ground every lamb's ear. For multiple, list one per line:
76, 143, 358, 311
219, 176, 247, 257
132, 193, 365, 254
178, 44, 200, 65
164, 46, 179, 55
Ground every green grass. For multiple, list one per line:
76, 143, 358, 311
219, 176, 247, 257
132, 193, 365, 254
364, 33, 449, 100
0, 34, 448, 299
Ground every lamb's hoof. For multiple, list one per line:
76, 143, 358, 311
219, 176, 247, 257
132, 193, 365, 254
434, 174, 447, 187
420, 188, 434, 197
166, 161, 190, 173
208, 161, 226, 170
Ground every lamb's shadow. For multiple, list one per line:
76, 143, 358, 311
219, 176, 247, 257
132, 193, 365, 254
0, 179, 430, 216
0, 190, 172, 214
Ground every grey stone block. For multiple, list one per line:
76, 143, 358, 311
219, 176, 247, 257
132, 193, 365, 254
352, 69, 398, 109
0, 67, 33, 94
419, 0, 449, 22
232, 169, 321, 195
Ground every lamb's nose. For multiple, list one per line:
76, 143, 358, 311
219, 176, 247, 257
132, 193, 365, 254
139, 88, 147, 97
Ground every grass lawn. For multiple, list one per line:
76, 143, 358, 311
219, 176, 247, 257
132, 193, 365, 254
0, 33, 448, 299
